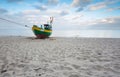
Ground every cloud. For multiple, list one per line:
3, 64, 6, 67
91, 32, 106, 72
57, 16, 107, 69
104, 0, 120, 4
20, 9, 60, 24
34, 5, 47, 11
59, 10, 69, 16
89, 0, 120, 11
76, 7, 84, 12
22, 10, 41, 15
58, 16, 120, 30
71, 0, 92, 12
94, 17, 115, 24
78, 17, 120, 30
107, 6, 120, 12
0, 8, 8, 14
55, 3, 70, 16
89, 3, 106, 10
7, 0, 24, 3
19, 8, 69, 25
47, 0, 59, 5
72, 0, 91, 7
83, 17, 115, 26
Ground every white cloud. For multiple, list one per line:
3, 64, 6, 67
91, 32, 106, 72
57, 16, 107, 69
35, 5, 47, 11
80, 17, 115, 26
48, 0, 59, 5
107, 6, 120, 12
22, 10, 41, 15
100, 18, 114, 23
79, 16, 120, 29
59, 10, 69, 16
71, 0, 92, 12
0, 8, 8, 14
72, 0, 91, 7
89, 3, 106, 10
71, 0, 80, 7
21, 9, 68, 25
88, 0, 120, 11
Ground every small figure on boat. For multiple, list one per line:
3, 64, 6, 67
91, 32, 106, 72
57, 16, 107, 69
32, 17, 53, 39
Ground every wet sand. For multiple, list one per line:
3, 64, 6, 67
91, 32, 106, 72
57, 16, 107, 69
0, 36, 120, 77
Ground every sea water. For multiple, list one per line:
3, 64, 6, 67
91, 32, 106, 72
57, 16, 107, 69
52, 30, 120, 38
0, 29, 120, 38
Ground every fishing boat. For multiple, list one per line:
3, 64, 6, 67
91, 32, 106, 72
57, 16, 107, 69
32, 17, 53, 39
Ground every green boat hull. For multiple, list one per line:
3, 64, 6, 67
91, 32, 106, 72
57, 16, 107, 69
32, 25, 52, 39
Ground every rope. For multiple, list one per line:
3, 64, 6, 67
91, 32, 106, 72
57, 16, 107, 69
0, 17, 30, 28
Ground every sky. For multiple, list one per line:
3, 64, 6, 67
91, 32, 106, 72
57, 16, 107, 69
0, 0, 120, 37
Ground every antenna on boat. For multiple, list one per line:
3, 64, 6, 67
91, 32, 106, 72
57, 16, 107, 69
50, 17, 53, 24
0, 17, 30, 28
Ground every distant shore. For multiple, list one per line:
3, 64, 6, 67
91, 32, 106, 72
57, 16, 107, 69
0, 36, 120, 77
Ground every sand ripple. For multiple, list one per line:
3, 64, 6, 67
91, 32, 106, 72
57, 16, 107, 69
0, 36, 120, 77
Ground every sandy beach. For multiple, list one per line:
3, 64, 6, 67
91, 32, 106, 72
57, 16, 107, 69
0, 36, 120, 77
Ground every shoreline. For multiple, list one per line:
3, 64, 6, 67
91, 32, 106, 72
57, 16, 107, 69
0, 35, 120, 39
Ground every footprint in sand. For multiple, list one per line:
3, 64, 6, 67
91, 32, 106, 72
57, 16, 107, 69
2, 73, 11, 77
53, 65, 73, 71
69, 74, 80, 77
71, 64, 81, 70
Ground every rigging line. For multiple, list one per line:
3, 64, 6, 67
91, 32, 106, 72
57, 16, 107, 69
0, 17, 31, 28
